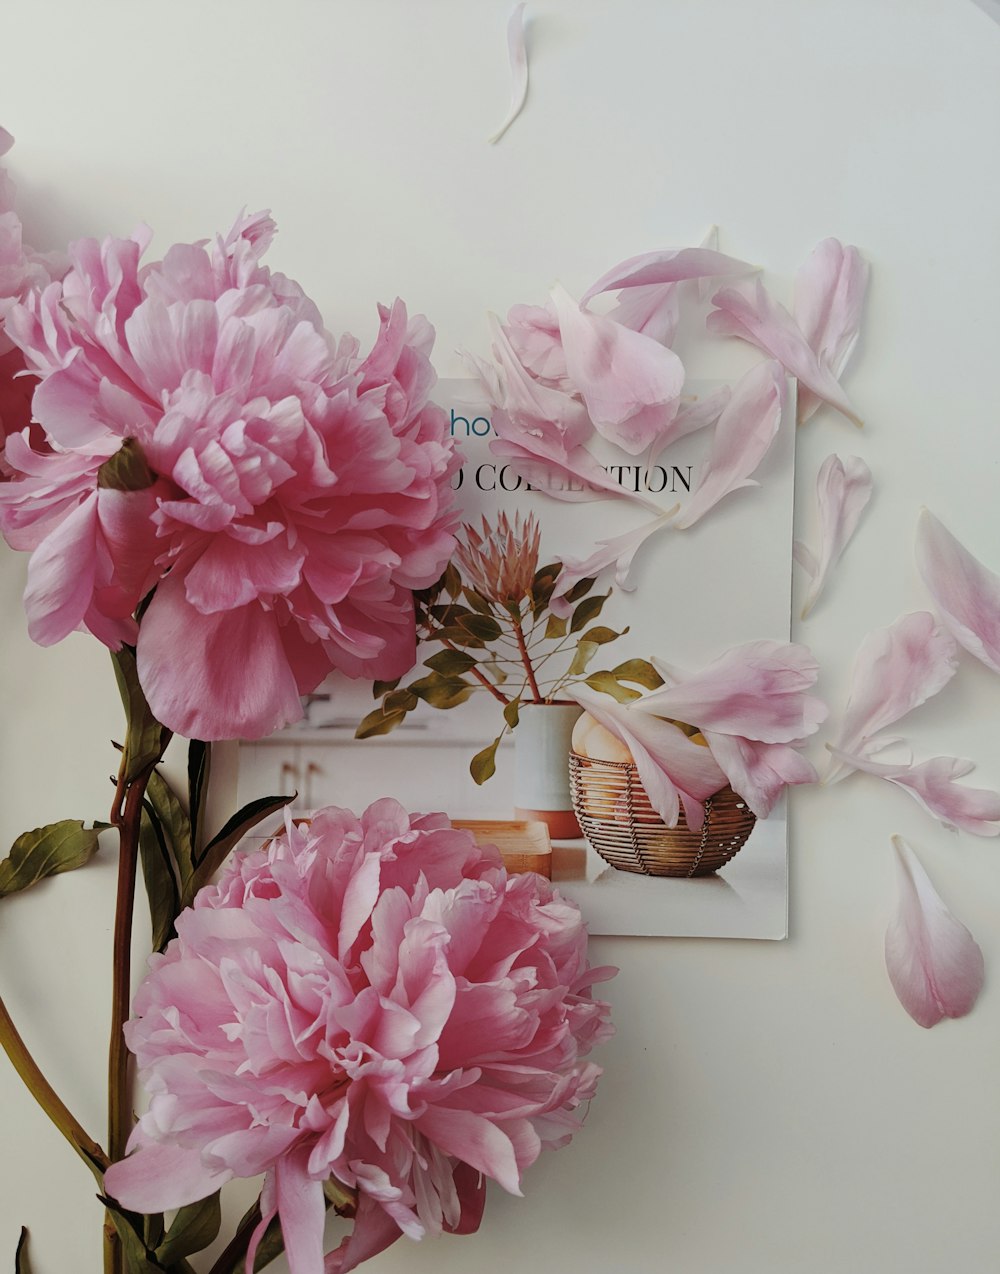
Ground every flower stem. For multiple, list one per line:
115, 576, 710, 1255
429, 630, 511, 705
512, 616, 543, 703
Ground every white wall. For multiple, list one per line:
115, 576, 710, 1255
1, 3, 998, 1271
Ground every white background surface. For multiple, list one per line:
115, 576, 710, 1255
1, 3, 998, 1271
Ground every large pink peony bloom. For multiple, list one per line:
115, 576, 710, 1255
0, 212, 459, 739
104, 801, 614, 1274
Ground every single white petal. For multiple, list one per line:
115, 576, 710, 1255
488, 4, 530, 144
798, 454, 873, 618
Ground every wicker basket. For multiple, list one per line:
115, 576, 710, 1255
569, 751, 756, 877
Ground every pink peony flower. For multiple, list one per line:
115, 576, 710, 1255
103, 800, 614, 1274
0, 212, 460, 739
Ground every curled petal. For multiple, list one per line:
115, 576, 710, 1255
827, 747, 1000, 837
640, 640, 826, 743
324, 1194, 403, 1273
885, 836, 985, 1028
568, 685, 727, 829
793, 239, 870, 424
487, 3, 529, 144
826, 613, 959, 784
704, 732, 818, 819
582, 246, 755, 304
549, 507, 678, 616
796, 454, 873, 618
673, 360, 785, 529
708, 280, 863, 428
916, 509, 1000, 676
551, 284, 685, 456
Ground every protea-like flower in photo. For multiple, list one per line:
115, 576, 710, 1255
454, 511, 541, 609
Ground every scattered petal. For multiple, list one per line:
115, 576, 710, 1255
793, 239, 870, 424
702, 731, 818, 819
673, 359, 785, 529
796, 454, 873, 618
551, 284, 686, 456
708, 280, 863, 428
885, 836, 985, 1028
0, 127, 14, 158
825, 613, 959, 784
549, 507, 678, 616
488, 4, 529, 144
582, 246, 755, 304
916, 508, 1000, 676
827, 747, 1000, 836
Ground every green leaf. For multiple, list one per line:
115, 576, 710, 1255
155, 1192, 221, 1265
584, 671, 642, 703
470, 736, 501, 784
429, 603, 473, 625
570, 592, 610, 634
15, 1227, 30, 1274
111, 647, 171, 781
381, 688, 419, 714
410, 674, 475, 709
544, 613, 568, 640
98, 1198, 161, 1274
435, 625, 486, 649
0, 820, 104, 899
503, 697, 521, 730
372, 677, 401, 699
530, 562, 560, 616
323, 1176, 358, 1214
462, 587, 493, 615
581, 625, 627, 645
187, 740, 210, 859
184, 794, 293, 905
355, 706, 408, 739
567, 640, 600, 678
458, 613, 502, 642
424, 649, 478, 676
613, 658, 665, 690
146, 770, 194, 889
442, 562, 463, 599
564, 574, 598, 604
97, 438, 155, 492
139, 806, 180, 953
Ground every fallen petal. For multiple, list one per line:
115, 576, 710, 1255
885, 836, 985, 1028
916, 508, 1000, 676
827, 747, 1000, 837
549, 507, 678, 616
825, 612, 959, 784
793, 239, 870, 424
673, 359, 785, 529
798, 454, 873, 618
708, 280, 863, 428
488, 4, 529, 144
583, 246, 755, 303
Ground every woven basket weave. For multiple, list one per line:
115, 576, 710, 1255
569, 751, 756, 877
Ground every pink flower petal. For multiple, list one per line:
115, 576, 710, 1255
569, 684, 727, 829
708, 280, 863, 428
23, 491, 99, 646
826, 613, 959, 784
793, 239, 870, 424
551, 284, 686, 456
703, 732, 818, 819
827, 747, 1000, 837
549, 507, 678, 616
274, 1148, 327, 1274
605, 282, 682, 347
103, 1141, 233, 1213
639, 640, 826, 743
582, 245, 755, 304
916, 508, 1000, 676
796, 454, 873, 618
324, 1194, 403, 1273
487, 4, 529, 144
885, 836, 985, 1028
673, 359, 785, 529
0, 127, 14, 158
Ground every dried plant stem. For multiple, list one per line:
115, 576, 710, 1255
512, 616, 543, 702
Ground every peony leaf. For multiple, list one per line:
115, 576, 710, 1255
138, 806, 181, 953
613, 659, 665, 690
110, 646, 171, 782
0, 820, 105, 899
184, 794, 293, 903
97, 1198, 160, 1274
155, 1191, 222, 1264
470, 736, 501, 785
916, 509, 1000, 676
186, 739, 210, 859
145, 769, 194, 888
885, 836, 985, 1028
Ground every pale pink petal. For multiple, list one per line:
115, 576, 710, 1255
23, 492, 99, 646
325, 1194, 403, 1273
916, 509, 1000, 676
487, 3, 529, 144
274, 1148, 326, 1274
827, 747, 1000, 837
638, 640, 826, 743
605, 283, 682, 346
569, 685, 727, 829
0, 128, 14, 159
103, 1141, 233, 1213
549, 507, 678, 616
582, 246, 755, 304
244, 1173, 278, 1274
793, 239, 870, 424
704, 732, 818, 819
885, 836, 985, 1028
826, 613, 959, 784
551, 284, 685, 456
708, 280, 863, 428
673, 359, 785, 529
796, 454, 873, 618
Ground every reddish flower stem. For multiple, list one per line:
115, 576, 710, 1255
512, 616, 543, 702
